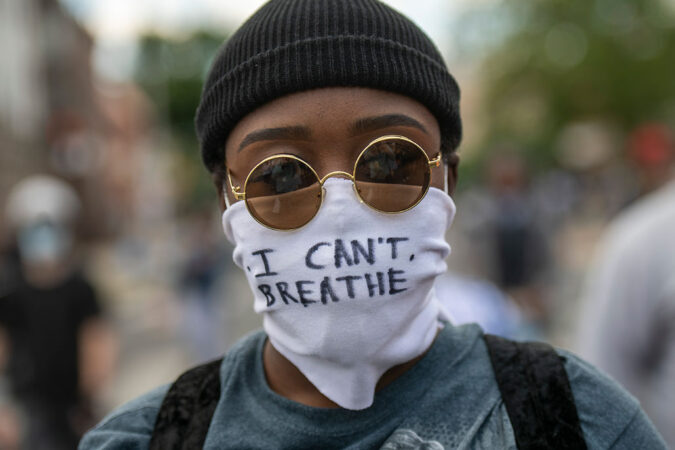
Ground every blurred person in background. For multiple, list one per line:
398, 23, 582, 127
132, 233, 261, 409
577, 124, 675, 447
433, 271, 533, 340
484, 153, 549, 322
626, 123, 675, 201
0, 175, 116, 450
178, 210, 228, 363
452, 151, 550, 328
80, 0, 665, 448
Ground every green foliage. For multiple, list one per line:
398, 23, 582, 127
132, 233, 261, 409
134, 30, 228, 212
460, 0, 675, 171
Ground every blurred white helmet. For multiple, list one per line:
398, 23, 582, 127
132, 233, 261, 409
5, 174, 81, 229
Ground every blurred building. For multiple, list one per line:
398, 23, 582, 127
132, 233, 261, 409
0, 0, 154, 243
0, 0, 50, 193
0, 0, 96, 180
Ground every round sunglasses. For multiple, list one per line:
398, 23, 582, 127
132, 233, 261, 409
227, 135, 442, 230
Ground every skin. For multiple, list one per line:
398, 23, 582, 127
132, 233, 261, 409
219, 87, 459, 408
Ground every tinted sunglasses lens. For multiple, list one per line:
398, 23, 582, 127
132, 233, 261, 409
245, 157, 322, 229
354, 138, 430, 212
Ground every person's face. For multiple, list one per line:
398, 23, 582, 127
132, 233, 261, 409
220, 87, 458, 212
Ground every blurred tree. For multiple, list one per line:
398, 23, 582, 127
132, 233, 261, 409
134, 30, 228, 212
456, 0, 675, 170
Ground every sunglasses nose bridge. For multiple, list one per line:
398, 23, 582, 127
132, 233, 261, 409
319, 171, 354, 185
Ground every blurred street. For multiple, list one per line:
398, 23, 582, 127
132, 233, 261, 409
85, 233, 259, 408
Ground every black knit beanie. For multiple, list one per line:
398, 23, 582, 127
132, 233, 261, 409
195, 0, 461, 173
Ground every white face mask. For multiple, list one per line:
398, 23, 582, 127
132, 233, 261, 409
222, 178, 456, 410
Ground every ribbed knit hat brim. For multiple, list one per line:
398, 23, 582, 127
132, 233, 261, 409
195, 0, 461, 172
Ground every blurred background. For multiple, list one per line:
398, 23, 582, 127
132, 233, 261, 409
0, 0, 673, 447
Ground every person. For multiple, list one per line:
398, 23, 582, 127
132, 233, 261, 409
80, 0, 666, 448
178, 211, 229, 363
625, 123, 673, 200
577, 176, 675, 448
0, 175, 116, 450
433, 271, 531, 340
450, 151, 550, 326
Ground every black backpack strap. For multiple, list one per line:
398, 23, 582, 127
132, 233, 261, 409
149, 357, 223, 450
483, 334, 587, 450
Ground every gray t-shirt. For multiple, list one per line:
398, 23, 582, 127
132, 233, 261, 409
80, 324, 666, 449
578, 180, 675, 448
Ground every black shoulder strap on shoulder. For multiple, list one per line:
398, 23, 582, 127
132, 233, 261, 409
149, 357, 223, 450
483, 334, 587, 450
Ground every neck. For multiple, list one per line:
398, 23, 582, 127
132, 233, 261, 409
262, 334, 434, 409
22, 260, 70, 288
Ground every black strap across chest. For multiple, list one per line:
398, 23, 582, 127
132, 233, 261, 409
149, 357, 223, 450
483, 334, 587, 450
150, 335, 587, 449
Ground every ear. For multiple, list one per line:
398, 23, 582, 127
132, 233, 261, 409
213, 171, 228, 213
445, 152, 460, 195
217, 187, 228, 213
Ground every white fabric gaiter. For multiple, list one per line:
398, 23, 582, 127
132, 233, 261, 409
222, 178, 456, 410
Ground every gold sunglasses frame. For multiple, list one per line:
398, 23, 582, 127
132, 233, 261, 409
227, 135, 442, 231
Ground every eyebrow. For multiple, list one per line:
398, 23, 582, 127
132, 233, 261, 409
238, 126, 312, 152
351, 114, 428, 135
237, 114, 427, 152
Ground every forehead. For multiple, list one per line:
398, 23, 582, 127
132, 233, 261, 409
224, 87, 440, 164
